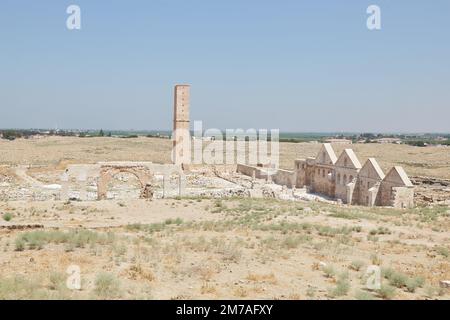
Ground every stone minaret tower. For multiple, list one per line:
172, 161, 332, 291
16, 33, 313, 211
172, 84, 191, 165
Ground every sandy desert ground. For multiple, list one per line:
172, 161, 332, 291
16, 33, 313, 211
0, 136, 449, 300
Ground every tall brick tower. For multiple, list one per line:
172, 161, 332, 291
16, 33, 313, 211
172, 84, 191, 165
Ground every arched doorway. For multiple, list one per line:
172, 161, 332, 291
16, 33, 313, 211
97, 166, 153, 200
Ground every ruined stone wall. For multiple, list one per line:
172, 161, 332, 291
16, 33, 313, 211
356, 177, 382, 206
311, 165, 334, 197
346, 182, 356, 204
304, 159, 316, 187
237, 143, 414, 208
236, 164, 263, 179
391, 187, 414, 208
294, 160, 306, 187
97, 165, 154, 200
334, 167, 359, 203
272, 169, 295, 188
379, 180, 392, 207
370, 184, 382, 207
237, 164, 293, 186
380, 182, 414, 208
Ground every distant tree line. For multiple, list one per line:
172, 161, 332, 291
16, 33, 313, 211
404, 139, 450, 147
0, 129, 40, 140
1, 129, 449, 146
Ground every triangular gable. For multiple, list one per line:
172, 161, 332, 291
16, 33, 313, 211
360, 158, 385, 180
383, 166, 413, 187
336, 149, 362, 169
316, 143, 337, 165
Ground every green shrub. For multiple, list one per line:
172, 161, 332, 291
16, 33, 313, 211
0, 275, 43, 299
147, 223, 165, 233
164, 218, 183, 225
381, 267, 395, 279
436, 246, 449, 258
329, 273, 350, 297
15, 229, 115, 251
377, 284, 396, 299
405, 276, 425, 293
14, 238, 25, 251
349, 260, 364, 271
48, 272, 65, 290
382, 267, 425, 292
2, 213, 13, 221
369, 227, 391, 235
316, 225, 353, 237
354, 290, 375, 300
388, 272, 408, 288
94, 273, 120, 298
281, 236, 302, 249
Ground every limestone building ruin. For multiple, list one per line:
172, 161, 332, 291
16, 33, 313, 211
62, 162, 185, 201
238, 143, 414, 208
295, 144, 414, 208
172, 84, 191, 165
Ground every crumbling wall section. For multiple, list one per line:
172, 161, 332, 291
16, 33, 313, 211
271, 169, 295, 188
390, 186, 414, 208
236, 164, 262, 179
335, 168, 358, 203
310, 165, 335, 197
294, 159, 307, 187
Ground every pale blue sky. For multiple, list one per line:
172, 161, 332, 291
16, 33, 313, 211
0, 0, 449, 132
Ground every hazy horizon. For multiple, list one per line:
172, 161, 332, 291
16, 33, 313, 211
1, 1, 449, 132
1, 128, 449, 136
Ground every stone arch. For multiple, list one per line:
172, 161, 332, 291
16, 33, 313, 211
97, 166, 154, 200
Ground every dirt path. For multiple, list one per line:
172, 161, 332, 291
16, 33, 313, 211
14, 166, 46, 187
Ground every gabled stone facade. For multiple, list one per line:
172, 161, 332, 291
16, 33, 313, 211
293, 144, 414, 208
236, 143, 414, 208
334, 149, 362, 204
379, 166, 414, 208
357, 158, 385, 206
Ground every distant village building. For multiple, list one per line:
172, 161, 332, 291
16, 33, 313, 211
324, 138, 353, 145
374, 137, 402, 144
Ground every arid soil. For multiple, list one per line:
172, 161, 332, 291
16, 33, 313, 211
0, 136, 449, 300
0, 198, 449, 300
1, 136, 449, 178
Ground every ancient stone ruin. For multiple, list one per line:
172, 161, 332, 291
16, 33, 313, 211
237, 143, 414, 208
172, 84, 191, 166
62, 162, 185, 201
97, 162, 154, 200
